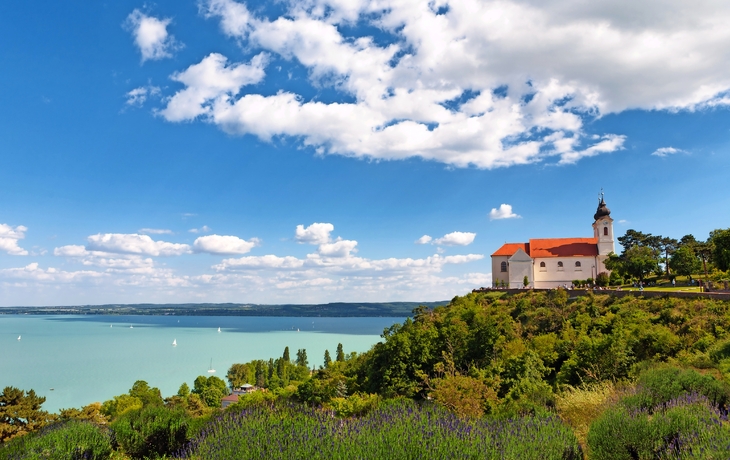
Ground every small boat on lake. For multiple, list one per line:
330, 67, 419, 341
172, 339, 177, 347
17, 335, 21, 341
208, 359, 215, 373
218, 327, 221, 333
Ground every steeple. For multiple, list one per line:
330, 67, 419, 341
592, 189, 614, 256
593, 189, 611, 221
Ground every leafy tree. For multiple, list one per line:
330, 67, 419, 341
336, 343, 345, 362
296, 349, 309, 368
177, 382, 190, 398
100, 394, 142, 419
0, 387, 55, 442
283, 346, 291, 362
710, 228, 730, 271
670, 246, 701, 279
193, 375, 228, 407
324, 350, 332, 368
58, 402, 108, 425
523, 275, 529, 288
595, 272, 609, 287
129, 380, 163, 407
226, 363, 254, 388
657, 236, 678, 275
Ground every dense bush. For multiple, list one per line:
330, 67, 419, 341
178, 399, 581, 460
622, 367, 730, 411
111, 405, 191, 459
588, 394, 730, 459
0, 420, 112, 460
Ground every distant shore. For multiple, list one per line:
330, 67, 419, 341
0, 301, 448, 317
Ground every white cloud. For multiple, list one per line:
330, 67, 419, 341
86, 233, 191, 256
489, 204, 521, 220
153, 0, 730, 169
415, 235, 432, 244
295, 223, 334, 245
433, 232, 477, 246
158, 53, 268, 122
317, 239, 358, 258
125, 10, 180, 62
189, 225, 212, 234
651, 146, 687, 157
138, 228, 173, 235
0, 263, 105, 283
0, 224, 28, 256
126, 86, 161, 107
214, 254, 305, 270
193, 234, 260, 255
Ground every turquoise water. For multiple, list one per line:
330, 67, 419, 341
0, 315, 403, 413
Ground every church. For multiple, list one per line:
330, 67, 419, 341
491, 195, 615, 289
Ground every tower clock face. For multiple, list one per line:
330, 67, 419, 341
603, 221, 608, 225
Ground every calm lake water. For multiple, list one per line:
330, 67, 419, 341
0, 315, 404, 413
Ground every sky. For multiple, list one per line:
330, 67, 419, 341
1, 0, 729, 306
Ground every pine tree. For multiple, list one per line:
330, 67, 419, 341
283, 346, 290, 362
336, 343, 345, 362
324, 350, 332, 368
0, 387, 54, 442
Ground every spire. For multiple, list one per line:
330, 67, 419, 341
593, 190, 611, 221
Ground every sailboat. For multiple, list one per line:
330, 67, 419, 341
207, 359, 216, 373
217, 327, 221, 333
172, 339, 177, 347
17, 335, 21, 341
130, 325, 133, 329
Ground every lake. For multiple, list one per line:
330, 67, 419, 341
0, 315, 404, 413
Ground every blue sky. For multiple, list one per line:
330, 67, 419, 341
1, 0, 729, 306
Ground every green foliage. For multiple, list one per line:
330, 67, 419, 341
595, 271, 609, 287
100, 380, 163, 420
324, 349, 332, 368
326, 393, 381, 417
192, 376, 227, 407
177, 382, 190, 399
670, 246, 701, 278
0, 420, 112, 459
110, 405, 191, 459
588, 396, 730, 459
622, 367, 730, 411
0, 387, 55, 443
710, 228, 730, 272
336, 343, 345, 362
296, 349, 309, 367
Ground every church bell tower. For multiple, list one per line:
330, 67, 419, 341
592, 191, 615, 256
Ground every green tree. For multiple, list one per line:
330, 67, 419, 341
523, 276, 529, 288
595, 272, 609, 287
0, 387, 54, 442
129, 380, 163, 407
283, 346, 291, 362
177, 382, 190, 398
670, 246, 701, 279
324, 350, 332, 368
226, 363, 254, 388
296, 349, 309, 367
710, 228, 730, 271
192, 375, 227, 407
621, 245, 658, 281
336, 343, 345, 362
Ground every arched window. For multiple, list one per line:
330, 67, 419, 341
539, 261, 546, 271
604, 226, 608, 236
557, 261, 564, 271
575, 261, 582, 267
500, 261, 507, 272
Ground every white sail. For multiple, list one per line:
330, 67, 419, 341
172, 339, 177, 346
218, 327, 221, 333
208, 358, 215, 373
17, 335, 21, 341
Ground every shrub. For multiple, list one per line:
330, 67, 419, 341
110, 406, 191, 459
588, 394, 730, 459
0, 419, 112, 460
622, 366, 730, 411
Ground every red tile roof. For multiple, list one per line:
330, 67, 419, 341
528, 238, 598, 258
491, 243, 530, 257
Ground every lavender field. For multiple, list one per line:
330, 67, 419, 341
177, 400, 582, 459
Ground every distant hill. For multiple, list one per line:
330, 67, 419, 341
0, 301, 449, 317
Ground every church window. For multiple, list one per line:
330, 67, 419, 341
575, 261, 582, 270
539, 261, 546, 271
500, 261, 507, 272
557, 261, 564, 271
604, 227, 608, 236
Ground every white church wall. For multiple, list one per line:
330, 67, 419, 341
533, 256, 598, 288
492, 256, 510, 287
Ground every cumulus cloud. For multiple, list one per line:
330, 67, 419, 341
415, 235, 432, 244
0, 263, 105, 283
0, 224, 28, 256
651, 146, 687, 157
86, 233, 191, 256
152, 0, 730, 169
125, 10, 180, 62
158, 53, 268, 122
433, 232, 477, 246
193, 234, 260, 255
295, 223, 334, 245
489, 204, 521, 220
